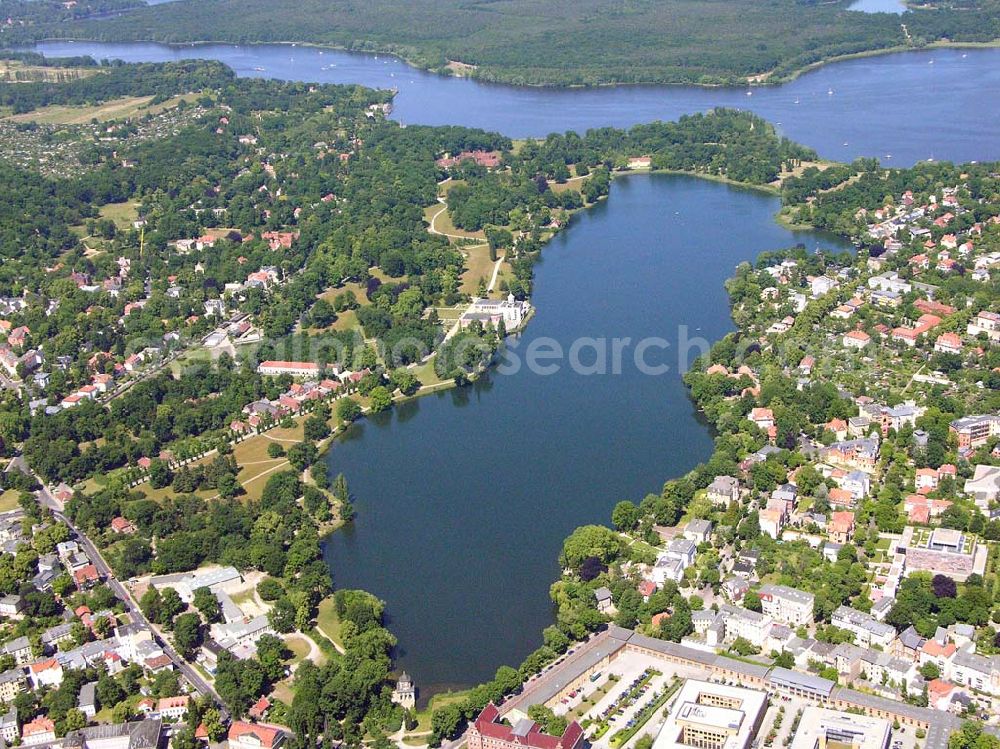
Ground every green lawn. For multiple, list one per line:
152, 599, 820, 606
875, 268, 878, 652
232, 588, 258, 607
0, 490, 21, 513
316, 597, 344, 649
284, 635, 313, 665
412, 690, 472, 733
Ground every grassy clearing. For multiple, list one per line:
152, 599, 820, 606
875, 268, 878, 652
232, 588, 258, 607
271, 679, 295, 705
99, 202, 140, 229
0, 60, 101, 84
284, 634, 313, 665
315, 597, 344, 649
458, 244, 498, 295
0, 490, 20, 513
170, 346, 213, 375
5, 93, 200, 125
423, 203, 486, 240
409, 359, 447, 389
412, 690, 471, 732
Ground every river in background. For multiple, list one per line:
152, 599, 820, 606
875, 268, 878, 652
31, 40, 1000, 166
27, 38, 999, 693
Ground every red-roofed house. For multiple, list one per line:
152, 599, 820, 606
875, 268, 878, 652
915, 299, 956, 316
934, 332, 963, 355
825, 418, 848, 440
73, 564, 100, 589
157, 695, 190, 719
828, 487, 855, 508
843, 330, 871, 349
920, 640, 956, 673
749, 408, 774, 430
915, 467, 939, 493
827, 511, 855, 544
29, 659, 63, 688
927, 679, 957, 711
468, 705, 584, 749
21, 716, 55, 746
228, 722, 285, 749
248, 697, 271, 720
111, 517, 136, 535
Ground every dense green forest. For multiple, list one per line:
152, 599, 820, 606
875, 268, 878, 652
5, 0, 1000, 85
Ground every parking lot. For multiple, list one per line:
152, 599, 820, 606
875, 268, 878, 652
548, 650, 709, 749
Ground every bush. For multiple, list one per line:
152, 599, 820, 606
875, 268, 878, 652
257, 577, 284, 601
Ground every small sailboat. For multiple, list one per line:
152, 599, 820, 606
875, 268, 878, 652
827, 88, 834, 95
962, 53, 968, 58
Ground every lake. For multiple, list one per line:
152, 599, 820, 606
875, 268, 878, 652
31, 40, 1000, 166
323, 175, 851, 691
27, 38, 999, 693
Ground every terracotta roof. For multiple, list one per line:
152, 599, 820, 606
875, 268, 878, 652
229, 722, 282, 749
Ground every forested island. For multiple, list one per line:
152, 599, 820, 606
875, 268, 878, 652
3, 0, 1000, 86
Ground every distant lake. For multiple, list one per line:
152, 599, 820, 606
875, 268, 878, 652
31, 41, 1000, 165
27, 38, 1000, 693
848, 0, 907, 14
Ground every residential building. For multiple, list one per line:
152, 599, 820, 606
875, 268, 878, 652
21, 716, 56, 746
0, 668, 25, 702
28, 658, 63, 688
758, 584, 814, 626
843, 330, 871, 349
594, 587, 614, 615
827, 512, 855, 544
228, 723, 286, 749
78, 681, 97, 718
157, 695, 190, 720
949, 414, 1000, 452
0, 706, 17, 743
707, 476, 740, 507
967, 310, 1000, 342
831, 606, 896, 649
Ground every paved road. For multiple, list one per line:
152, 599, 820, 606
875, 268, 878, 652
33, 469, 227, 716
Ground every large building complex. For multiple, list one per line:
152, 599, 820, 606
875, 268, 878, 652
788, 708, 890, 749
652, 681, 768, 749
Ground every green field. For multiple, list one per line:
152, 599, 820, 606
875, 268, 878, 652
5, 93, 201, 125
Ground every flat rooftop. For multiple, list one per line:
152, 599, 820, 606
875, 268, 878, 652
789, 708, 890, 749
653, 680, 767, 749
